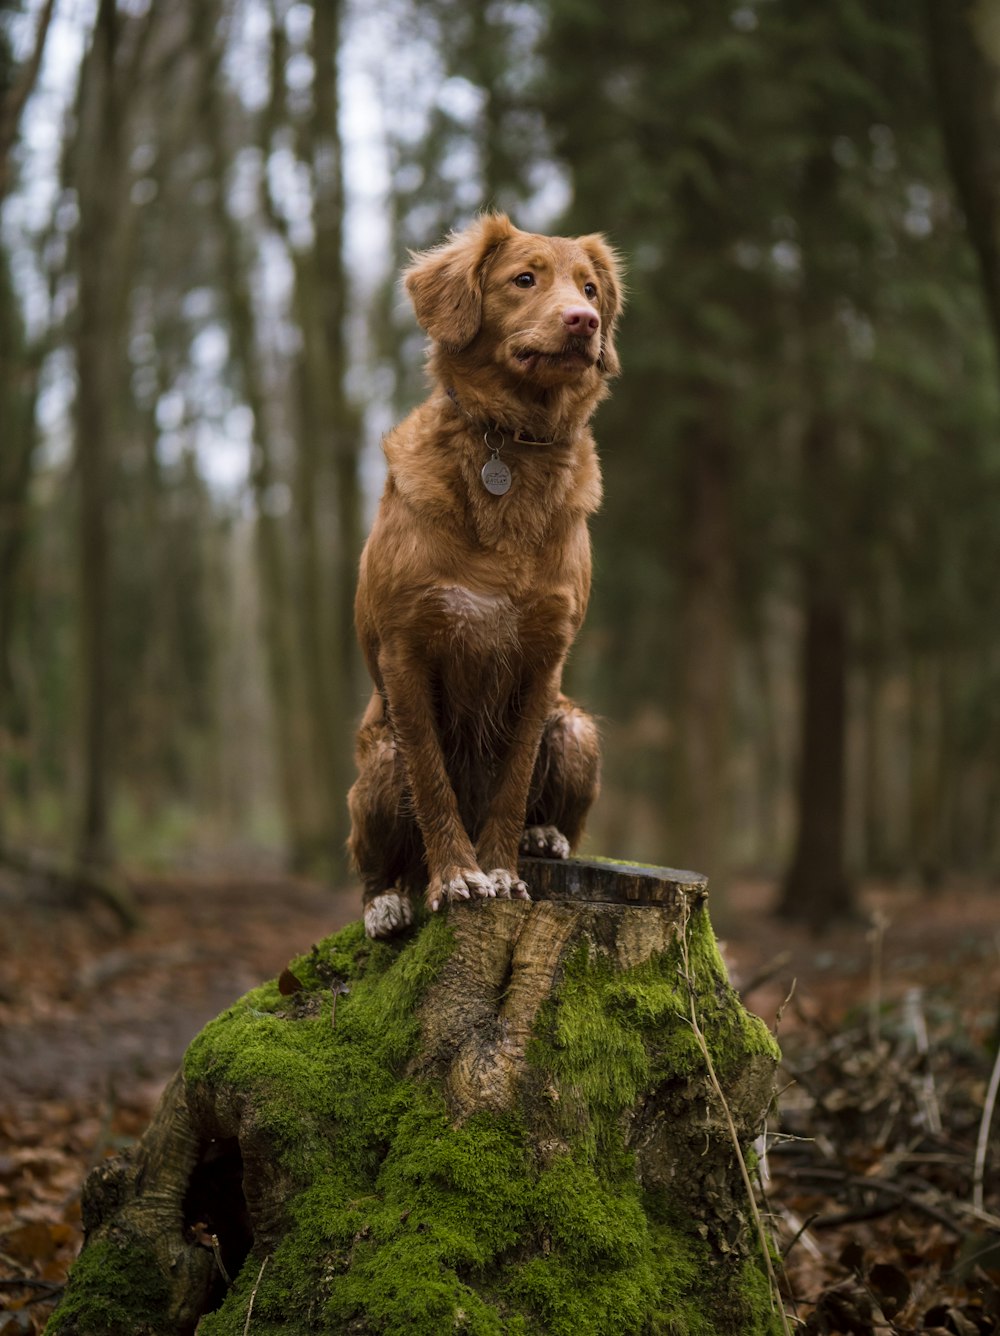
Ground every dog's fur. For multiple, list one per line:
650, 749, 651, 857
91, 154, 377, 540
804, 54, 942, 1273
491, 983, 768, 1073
348, 212, 623, 938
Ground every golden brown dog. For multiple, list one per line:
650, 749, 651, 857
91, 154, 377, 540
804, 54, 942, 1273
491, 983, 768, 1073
348, 212, 623, 938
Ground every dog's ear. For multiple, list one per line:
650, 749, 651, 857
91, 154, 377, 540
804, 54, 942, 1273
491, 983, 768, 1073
579, 234, 625, 377
404, 213, 515, 351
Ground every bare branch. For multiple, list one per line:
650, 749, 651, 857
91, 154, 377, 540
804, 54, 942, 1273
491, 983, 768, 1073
0, 0, 59, 203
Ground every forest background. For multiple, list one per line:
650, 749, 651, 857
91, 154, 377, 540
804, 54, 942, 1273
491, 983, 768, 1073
2, 0, 1000, 930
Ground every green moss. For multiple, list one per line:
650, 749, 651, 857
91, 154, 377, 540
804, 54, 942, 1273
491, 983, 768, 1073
45, 1235, 172, 1336
64, 900, 783, 1335
528, 905, 777, 1146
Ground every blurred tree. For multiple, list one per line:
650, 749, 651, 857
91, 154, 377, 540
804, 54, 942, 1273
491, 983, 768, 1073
0, 251, 36, 841
0, 0, 56, 844
70, 0, 156, 884
273, 0, 361, 872
927, 0, 1000, 360
0, 0, 55, 203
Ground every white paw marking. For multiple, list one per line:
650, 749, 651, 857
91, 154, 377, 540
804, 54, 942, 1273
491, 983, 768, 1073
429, 867, 494, 911
486, 868, 531, 901
520, 825, 571, 859
364, 892, 413, 940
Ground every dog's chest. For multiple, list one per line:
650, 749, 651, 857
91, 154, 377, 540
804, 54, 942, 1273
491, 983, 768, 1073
429, 584, 518, 664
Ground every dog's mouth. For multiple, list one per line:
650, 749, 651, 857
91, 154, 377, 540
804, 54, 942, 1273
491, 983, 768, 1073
513, 339, 597, 373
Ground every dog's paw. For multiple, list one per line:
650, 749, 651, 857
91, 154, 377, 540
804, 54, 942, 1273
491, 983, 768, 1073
520, 825, 571, 859
485, 867, 531, 901
364, 891, 413, 940
427, 866, 494, 912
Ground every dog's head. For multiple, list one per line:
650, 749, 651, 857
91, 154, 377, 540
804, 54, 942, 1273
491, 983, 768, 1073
404, 213, 624, 389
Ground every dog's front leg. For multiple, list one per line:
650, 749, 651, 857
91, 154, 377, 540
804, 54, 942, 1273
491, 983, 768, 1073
477, 666, 561, 900
378, 645, 494, 912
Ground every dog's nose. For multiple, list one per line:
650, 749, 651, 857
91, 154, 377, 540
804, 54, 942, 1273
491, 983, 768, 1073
562, 305, 600, 335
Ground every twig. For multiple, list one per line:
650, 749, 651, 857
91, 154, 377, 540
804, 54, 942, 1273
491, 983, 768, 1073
867, 908, 889, 1049
773, 977, 796, 1037
211, 1233, 231, 1285
903, 986, 942, 1135
243, 1254, 269, 1335
778, 1208, 823, 1262
973, 1034, 1000, 1214
677, 902, 793, 1336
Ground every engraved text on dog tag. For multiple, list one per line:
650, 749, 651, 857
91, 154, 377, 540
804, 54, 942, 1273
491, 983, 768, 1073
481, 457, 512, 495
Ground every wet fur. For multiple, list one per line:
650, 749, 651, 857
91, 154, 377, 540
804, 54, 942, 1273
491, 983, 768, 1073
348, 212, 623, 934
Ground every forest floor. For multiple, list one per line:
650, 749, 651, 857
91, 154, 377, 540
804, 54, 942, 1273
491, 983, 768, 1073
0, 861, 998, 1334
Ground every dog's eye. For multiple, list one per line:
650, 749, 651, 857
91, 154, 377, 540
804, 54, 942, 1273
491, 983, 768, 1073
584, 282, 598, 300
513, 273, 535, 288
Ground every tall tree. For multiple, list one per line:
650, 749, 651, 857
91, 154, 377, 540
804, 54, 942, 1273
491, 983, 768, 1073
70, 0, 155, 873
0, 0, 57, 845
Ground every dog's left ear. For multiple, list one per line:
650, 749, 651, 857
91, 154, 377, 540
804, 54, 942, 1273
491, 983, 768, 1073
404, 213, 516, 352
580, 234, 625, 377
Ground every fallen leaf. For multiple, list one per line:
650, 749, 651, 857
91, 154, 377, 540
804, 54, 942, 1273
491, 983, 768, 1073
278, 968, 303, 996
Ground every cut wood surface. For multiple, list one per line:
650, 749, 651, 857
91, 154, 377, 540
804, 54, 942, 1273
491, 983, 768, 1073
47, 857, 784, 1336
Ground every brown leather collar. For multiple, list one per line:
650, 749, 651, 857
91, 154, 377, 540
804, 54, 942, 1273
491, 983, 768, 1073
445, 387, 560, 448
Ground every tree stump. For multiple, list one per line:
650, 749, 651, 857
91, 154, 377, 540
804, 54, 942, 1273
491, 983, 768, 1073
46, 859, 783, 1336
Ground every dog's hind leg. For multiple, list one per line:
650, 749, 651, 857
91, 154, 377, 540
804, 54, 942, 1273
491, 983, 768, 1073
348, 692, 423, 938
522, 696, 600, 858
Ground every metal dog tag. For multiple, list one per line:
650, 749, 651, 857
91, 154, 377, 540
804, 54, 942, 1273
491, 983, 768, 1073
481, 457, 512, 495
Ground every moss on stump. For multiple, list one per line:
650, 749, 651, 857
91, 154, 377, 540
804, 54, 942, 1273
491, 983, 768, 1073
47, 858, 784, 1336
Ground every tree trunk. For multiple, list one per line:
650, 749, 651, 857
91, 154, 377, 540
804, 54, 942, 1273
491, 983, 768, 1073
70, 0, 156, 886
288, 0, 361, 873
48, 858, 783, 1336
779, 586, 853, 923
778, 410, 855, 926
674, 422, 734, 894
72, 0, 129, 875
0, 256, 38, 838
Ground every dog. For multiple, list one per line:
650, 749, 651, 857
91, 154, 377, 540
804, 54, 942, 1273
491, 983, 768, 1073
348, 212, 623, 939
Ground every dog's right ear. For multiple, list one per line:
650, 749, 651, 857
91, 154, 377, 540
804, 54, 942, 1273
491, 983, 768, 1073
404, 213, 515, 351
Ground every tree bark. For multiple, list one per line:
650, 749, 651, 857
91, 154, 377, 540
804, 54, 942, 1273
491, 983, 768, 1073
48, 858, 783, 1336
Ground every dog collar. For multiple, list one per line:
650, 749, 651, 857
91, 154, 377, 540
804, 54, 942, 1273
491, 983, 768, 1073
445, 387, 558, 449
